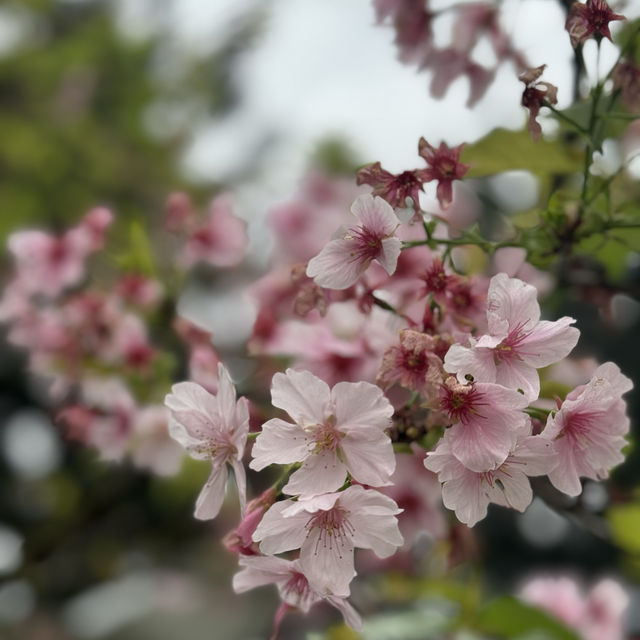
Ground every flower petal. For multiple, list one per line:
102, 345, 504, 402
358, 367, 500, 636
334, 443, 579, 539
271, 369, 331, 426
253, 500, 309, 554
250, 418, 312, 471
194, 462, 228, 520
283, 450, 347, 497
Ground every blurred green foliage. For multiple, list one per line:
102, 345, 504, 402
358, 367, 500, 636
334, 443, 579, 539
0, 0, 258, 244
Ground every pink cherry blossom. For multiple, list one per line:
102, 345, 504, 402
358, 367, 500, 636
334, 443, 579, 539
232, 555, 362, 638
376, 329, 444, 398
131, 406, 183, 477
542, 362, 633, 496
8, 230, 89, 299
306, 194, 401, 290
76, 207, 114, 251
252, 485, 403, 596
444, 273, 580, 401
250, 368, 395, 497
165, 363, 250, 520
437, 376, 530, 472
425, 431, 552, 526
180, 194, 248, 269
521, 576, 628, 640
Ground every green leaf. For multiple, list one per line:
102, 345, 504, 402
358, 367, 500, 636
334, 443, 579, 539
476, 596, 580, 640
608, 502, 640, 555
461, 129, 582, 179
114, 220, 155, 276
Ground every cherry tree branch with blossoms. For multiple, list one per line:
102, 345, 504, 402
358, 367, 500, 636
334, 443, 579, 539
1, 1, 639, 638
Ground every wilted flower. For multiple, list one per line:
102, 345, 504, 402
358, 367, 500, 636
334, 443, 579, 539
520, 65, 558, 141
418, 138, 470, 208
565, 0, 625, 48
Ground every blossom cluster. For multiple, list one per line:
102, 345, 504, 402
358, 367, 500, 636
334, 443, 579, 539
0, 194, 248, 473
161, 167, 632, 633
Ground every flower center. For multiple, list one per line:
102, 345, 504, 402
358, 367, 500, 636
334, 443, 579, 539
306, 506, 355, 557
311, 415, 343, 454
346, 226, 384, 263
439, 381, 487, 424
494, 321, 532, 363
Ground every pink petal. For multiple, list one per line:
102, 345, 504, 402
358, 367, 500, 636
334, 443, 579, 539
306, 237, 368, 290
376, 237, 402, 275
230, 457, 247, 516
253, 500, 309, 554
446, 416, 513, 472
250, 418, 312, 471
340, 428, 395, 486
215, 363, 237, 426
325, 596, 363, 630
440, 470, 489, 527
232, 555, 293, 593
332, 381, 394, 429
300, 528, 355, 597
194, 463, 228, 520
488, 468, 533, 512
486, 273, 541, 335
350, 194, 398, 235
345, 493, 404, 557
165, 381, 218, 419
271, 369, 330, 426
444, 344, 496, 384
283, 450, 347, 497
518, 318, 580, 368
494, 357, 540, 400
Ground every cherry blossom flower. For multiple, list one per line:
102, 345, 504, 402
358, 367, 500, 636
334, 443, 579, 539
425, 430, 552, 526
521, 576, 629, 640
131, 406, 183, 477
252, 485, 403, 596
437, 376, 530, 472
565, 0, 625, 48
180, 194, 248, 269
418, 137, 470, 208
306, 194, 401, 290
164, 191, 194, 233
8, 229, 90, 299
520, 65, 558, 141
541, 362, 633, 496
250, 368, 395, 497
165, 363, 250, 520
76, 207, 114, 251
444, 273, 580, 401
377, 329, 444, 398
115, 273, 163, 309
232, 555, 362, 638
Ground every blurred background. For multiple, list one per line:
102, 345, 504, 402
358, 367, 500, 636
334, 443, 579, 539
1, 0, 640, 639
